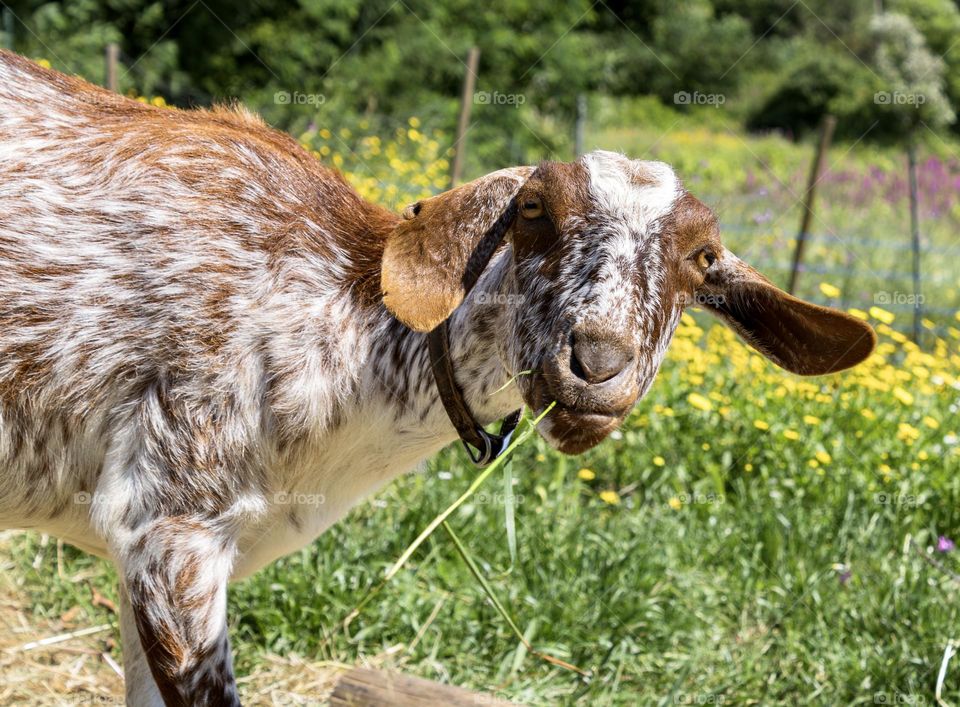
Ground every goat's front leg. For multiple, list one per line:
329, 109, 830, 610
119, 583, 166, 706
115, 516, 239, 707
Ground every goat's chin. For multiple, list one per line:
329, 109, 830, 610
536, 407, 623, 455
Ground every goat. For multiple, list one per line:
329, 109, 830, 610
0, 50, 876, 706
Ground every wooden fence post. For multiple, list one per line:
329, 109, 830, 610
1, 8, 13, 51
105, 42, 119, 93
574, 93, 587, 157
907, 142, 922, 345
787, 114, 836, 295
450, 46, 480, 187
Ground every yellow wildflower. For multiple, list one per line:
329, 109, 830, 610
577, 468, 596, 481
819, 283, 841, 298
599, 490, 620, 505
803, 415, 822, 426
668, 496, 682, 510
922, 416, 939, 430
687, 392, 712, 412
892, 387, 914, 406
783, 429, 800, 441
848, 308, 868, 321
869, 306, 895, 324
754, 420, 770, 431
815, 450, 832, 464
653, 456, 666, 467
897, 423, 920, 443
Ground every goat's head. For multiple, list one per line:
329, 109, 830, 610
381, 150, 876, 454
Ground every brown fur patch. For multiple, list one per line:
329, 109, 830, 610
381, 168, 533, 331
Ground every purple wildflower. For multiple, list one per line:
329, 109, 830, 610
937, 536, 955, 553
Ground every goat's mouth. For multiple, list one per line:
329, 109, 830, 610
535, 403, 624, 454
524, 375, 631, 455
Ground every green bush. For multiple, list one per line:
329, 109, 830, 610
746, 47, 881, 140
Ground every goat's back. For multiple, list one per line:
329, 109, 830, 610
0, 52, 393, 522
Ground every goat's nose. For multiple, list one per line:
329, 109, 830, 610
570, 329, 634, 385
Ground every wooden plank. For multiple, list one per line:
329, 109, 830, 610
329, 667, 519, 706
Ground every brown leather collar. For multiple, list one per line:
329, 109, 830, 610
427, 319, 522, 466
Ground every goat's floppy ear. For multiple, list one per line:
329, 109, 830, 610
697, 248, 877, 375
381, 166, 533, 332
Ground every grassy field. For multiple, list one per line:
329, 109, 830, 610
3, 113, 960, 705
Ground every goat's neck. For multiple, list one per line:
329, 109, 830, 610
361, 253, 521, 440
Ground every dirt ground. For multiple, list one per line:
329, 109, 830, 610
0, 531, 348, 706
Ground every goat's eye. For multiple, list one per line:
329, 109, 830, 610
696, 249, 716, 270
520, 196, 544, 219
402, 202, 421, 220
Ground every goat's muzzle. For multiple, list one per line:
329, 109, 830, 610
530, 326, 641, 454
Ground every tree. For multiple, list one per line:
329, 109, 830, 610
746, 47, 880, 139
889, 0, 960, 134
870, 11, 954, 136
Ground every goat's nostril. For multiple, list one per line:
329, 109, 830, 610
570, 332, 634, 385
